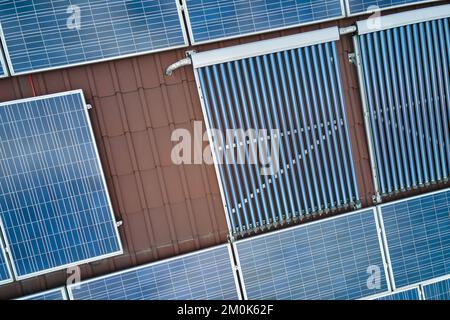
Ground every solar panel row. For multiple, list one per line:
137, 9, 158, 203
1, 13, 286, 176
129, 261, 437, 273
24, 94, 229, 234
67, 244, 240, 300
0, 0, 188, 75
0, 91, 122, 280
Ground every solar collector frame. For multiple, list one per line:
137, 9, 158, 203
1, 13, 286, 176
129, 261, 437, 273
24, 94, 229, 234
0, 0, 189, 76
0, 90, 123, 280
0, 234, 13, 286
0, 45, 7, 78
183, 0, 346, 45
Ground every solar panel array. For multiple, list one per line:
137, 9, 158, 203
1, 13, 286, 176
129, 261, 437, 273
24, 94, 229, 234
184, 0, 344, 44
18, 287, 67, 300
357, 15, 450, 197
0, 0, 187, 75
0, 91, 122, 279
195, 33, 359, 234
422, 278, 450, 300
379, 189, 450, 288
347, 0, 436, 15
68, 245, 239, 300
235, 208, 389, 300
0, 236, 12, 285
373, 288, 420, 300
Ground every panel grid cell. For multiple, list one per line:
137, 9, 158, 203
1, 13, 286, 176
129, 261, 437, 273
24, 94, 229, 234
68, 245, 239, 300
422, 278, 450, 300
379, 189, 450, 288
18, 287, 67, 300
0, 91, 122, 279
184, 0, 344, 44
347, 0, 439, 16
0, 0, 187, 75
235, 209, 388, 300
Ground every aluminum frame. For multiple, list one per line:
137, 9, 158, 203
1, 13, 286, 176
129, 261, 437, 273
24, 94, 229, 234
0, 0, 189, 76
66, 243, 241, 300
16, 287, 68, 300
345, 0, 441, 17
233, 207, 391, 300
355, 2, 450, 33
0, 90, 123, 280
182, 0, 346, 45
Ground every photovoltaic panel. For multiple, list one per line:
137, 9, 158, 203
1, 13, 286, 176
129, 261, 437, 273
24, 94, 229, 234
372, 288, 420, 300
422, 278, 450, 300
0, 0, 188, 75
17, 287, 67, 300
235, 208, 389, 300
346, 0, 439, 15
0, 90, 122, 279
378, 189, 450, 289
67, 245, 240, 300
184, 0, 345, 44
0, 236, 12, 285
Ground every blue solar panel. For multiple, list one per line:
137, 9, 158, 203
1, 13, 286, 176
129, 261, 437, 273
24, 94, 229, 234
184, 0, 344, 44
373, 288, 421, 300
235, 208, 389, 300
68, 245, 240, 300
0, 236, 12, 285
422, 278, 450, 300
346, 0, 437, 15
18, 287, 67, 300
0, 0, 187, 75
379, 189, 450, 288
0, 91, 122, 279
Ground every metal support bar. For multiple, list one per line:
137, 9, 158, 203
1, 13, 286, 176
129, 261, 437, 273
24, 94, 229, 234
352, 35, 382, 203
339, 25, 357, 35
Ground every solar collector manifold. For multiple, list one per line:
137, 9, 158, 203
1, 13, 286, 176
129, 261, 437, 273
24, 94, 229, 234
192, 27, 360, 235
355, 5, 450, 198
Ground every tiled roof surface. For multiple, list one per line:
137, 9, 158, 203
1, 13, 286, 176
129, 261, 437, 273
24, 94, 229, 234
0, 2, 446, 299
